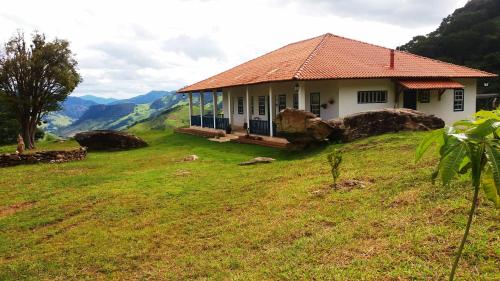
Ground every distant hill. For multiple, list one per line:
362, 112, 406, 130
78, 95, 119, 104
398, 0, 500, 94
128, 105, 190, 133
73, 103, 136, 124
60, 97, 97, 120
112, 91, 174, 105
42, 96, 96, 132
53, 91, 187, 136
150, 92, 185, 110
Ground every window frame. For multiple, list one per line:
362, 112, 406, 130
357, 90, 388, 104
293, 93, 299, 109
454, 89, 464, 112
418, 90, 430, 103
310, 92, 320, 117
258, 96, 266, 115
278, 95, 287, 112
237, 97, 244, 114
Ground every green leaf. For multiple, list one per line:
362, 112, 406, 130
481, 169, 500, 208
467, 119, 496, 138
440, 141, 468, 185
485, 142, 500, 191
453, 119, 473, 129
415, 128, 444, 162
474, 110, 500, 121
466, 142, 485, 188
458, 158, 471, 174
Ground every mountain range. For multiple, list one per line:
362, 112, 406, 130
78, 95, 118, 105
43, 91, 186, 136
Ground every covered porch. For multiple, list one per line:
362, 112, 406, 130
185, 81, 312, 137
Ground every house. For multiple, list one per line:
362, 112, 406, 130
178, 33, 496, 137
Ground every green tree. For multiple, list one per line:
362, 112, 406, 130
415, 110, 499, 280
0, 98, 20, 144
0, 32, 81, 149
398, 0, 500, 95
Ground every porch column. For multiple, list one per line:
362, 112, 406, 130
298, 81, 306, 110
269, 85, 274, 137
200, 91, 204, 127
245, 87, 250, 128
228, 90, 232, 126
188, 93, 193, 126
212, 90, 217, 129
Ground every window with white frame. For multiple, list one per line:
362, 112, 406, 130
237, 97, 244, 114
418, 90, 430, 103
454, 89, 464, 111
258, 96, 266, 115
293, 94, 299, 109
310, 92, 320, 116
278, 95, 286, 112
357, 90, 387, 104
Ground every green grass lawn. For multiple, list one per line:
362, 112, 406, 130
0, 130, 498, 280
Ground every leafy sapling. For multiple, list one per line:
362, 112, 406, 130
415, 109, 499, 281
327, 148, 342, 186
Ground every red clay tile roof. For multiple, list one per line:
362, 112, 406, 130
398, 80, 465, 90
178, 33, 496, 93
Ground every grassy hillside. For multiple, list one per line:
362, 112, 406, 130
128, 104, 192, 132
57, 95, 187, 137
0, 128, 498, 280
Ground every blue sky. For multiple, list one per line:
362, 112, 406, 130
0, 0, 468, 98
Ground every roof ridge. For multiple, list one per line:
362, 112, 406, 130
396, 50, 497, 76
293, 33, 329, 79
178, 34, 325, 92
330, 33, 393, 51
325, 33, 496, 76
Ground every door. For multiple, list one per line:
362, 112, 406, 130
403, 90, 417, 110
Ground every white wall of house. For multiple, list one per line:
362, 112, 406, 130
304, 80, 340, 120
414, 78, 476, 124
338, 79, 396, 117
218, 78, 477, 130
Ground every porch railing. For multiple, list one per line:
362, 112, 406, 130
249, 120, 277, 136
202, 116, 214, 128
191, 115, 229, 130
215, 117, 229, 130
191, 115, 201, 126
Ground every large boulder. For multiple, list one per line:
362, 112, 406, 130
327, 108, 445, 142
74, 130, 148, 151
275, 108, 333, 143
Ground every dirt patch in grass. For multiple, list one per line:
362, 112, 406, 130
389, 189, 421, 208
334, 179, 372, 191
0, 201, 35, 218
311, 179, 372, 197
174, 169, 191, 176
322, 238, 389, 267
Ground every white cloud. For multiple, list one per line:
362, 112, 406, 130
276, 0, 467, 27
163, 35, 225, 60
0, 0, 468, 98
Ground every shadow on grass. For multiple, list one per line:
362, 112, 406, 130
156, 131, 336, 161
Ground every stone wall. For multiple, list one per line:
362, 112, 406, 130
0, 147, 87, 168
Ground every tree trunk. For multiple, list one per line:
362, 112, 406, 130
21, 117, 36, 149
449, 185, 480, 281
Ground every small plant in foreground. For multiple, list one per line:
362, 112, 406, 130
415, 109, 499, 281
327, 148, 342, 186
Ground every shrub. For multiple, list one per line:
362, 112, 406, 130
327, 148, 342, 186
